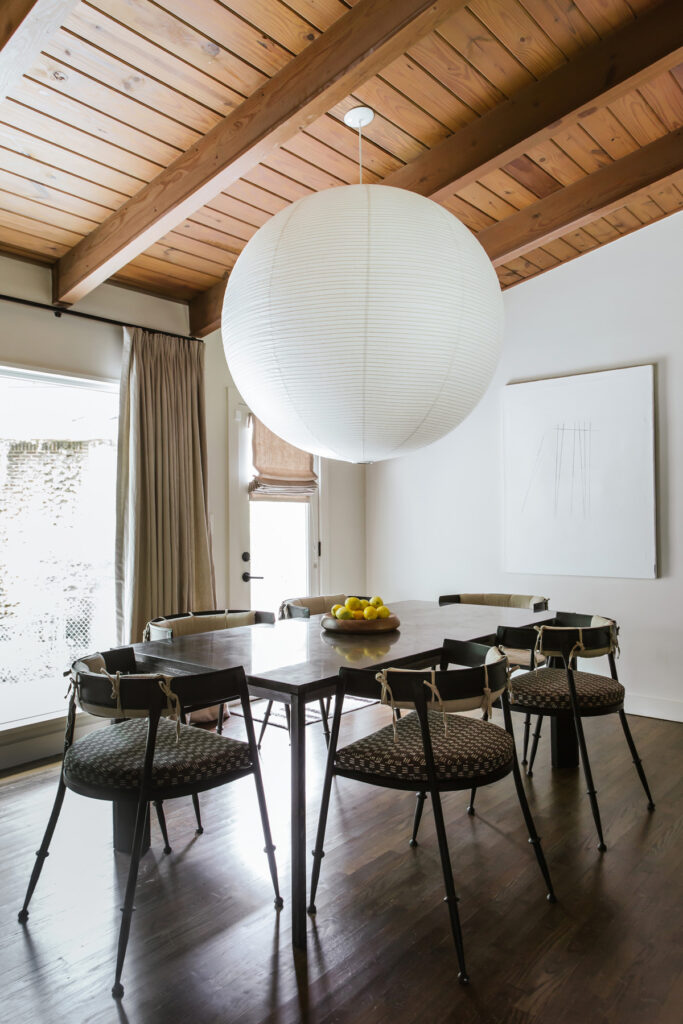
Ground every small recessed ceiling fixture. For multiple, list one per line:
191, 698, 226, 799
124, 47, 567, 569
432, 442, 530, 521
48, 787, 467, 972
222, 107, 504, 463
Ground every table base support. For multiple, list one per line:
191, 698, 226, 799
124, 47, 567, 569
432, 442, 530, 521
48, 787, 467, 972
551, 715, 579, 769
113, 801, 150, 856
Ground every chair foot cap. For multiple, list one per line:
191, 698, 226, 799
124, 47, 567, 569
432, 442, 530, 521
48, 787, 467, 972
273, 896, 284, 910
195, 827, 204, 835
546, 892, 557, 903
597, 842, 607, 852
521, 759, 527, 766
18, 909, 28, 924
458, 973, 469, 986
467, 806, 475, 816
648, 802, 655, 811
111, 983, 124, 1000
526, 771, 533, 778
408, 838, 418, 847
163, 845, 172, 855
307, 904, 316, 916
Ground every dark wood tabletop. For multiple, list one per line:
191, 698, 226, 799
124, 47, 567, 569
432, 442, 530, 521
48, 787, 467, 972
134, 599, 552, 696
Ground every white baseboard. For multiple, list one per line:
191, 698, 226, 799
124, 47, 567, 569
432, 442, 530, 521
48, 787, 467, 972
0, 713, 105, 772
624, 693, 683, 723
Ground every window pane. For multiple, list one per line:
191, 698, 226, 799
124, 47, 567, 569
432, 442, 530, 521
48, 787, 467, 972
0, 371, 118, 727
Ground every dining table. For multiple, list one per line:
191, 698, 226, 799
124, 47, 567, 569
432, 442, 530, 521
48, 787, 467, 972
131, 598, 557, 948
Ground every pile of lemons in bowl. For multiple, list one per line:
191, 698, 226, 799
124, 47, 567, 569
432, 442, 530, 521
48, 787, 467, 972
331, 596, 392, 621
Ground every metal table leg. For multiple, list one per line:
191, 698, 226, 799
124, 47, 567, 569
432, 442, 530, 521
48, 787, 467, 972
289, 694, 307, 948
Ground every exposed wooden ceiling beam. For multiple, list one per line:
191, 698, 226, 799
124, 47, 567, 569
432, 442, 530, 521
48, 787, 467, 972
189, 276, 228, 339
0, 0, 78, 104
478, 128, 683, 266
53, 0, 467, 306
385, 0, 683, 200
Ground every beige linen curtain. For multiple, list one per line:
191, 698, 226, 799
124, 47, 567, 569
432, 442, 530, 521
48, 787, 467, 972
116, 328, 216, 643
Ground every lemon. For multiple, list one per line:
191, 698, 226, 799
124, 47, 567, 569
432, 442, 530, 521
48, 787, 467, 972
336, 607, 353, 620
331, 604, 343, 615
352, 609, 364, 620
377, 605, 391, 619
345, 596, 361, 611
360, 599, 370, 609
363, 605, 378, 620
369, 596, 383, 608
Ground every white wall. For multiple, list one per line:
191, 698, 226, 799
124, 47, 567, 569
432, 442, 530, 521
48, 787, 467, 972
366, 212, 683, 721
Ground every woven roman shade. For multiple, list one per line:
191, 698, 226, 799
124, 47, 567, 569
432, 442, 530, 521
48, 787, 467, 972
249, 417, 317, 500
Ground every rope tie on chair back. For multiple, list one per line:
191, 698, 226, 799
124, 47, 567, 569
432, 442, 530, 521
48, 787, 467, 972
157, 677, 183, 741
481, 663, 494, 721
375, 669, 449, 744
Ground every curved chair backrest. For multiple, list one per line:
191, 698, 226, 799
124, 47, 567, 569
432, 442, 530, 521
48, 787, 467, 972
279, 594, 349, 619
71, 648, 249, 720
439, 593, 549, 612
144, 608, 274, 641
339, 640, 509, 716
497, 612, 617, 664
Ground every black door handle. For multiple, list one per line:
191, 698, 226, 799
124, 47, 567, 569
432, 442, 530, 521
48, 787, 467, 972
242, 572, 264, 582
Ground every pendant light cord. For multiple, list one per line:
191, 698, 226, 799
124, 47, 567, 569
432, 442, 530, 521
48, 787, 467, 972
358, 124, 363, 185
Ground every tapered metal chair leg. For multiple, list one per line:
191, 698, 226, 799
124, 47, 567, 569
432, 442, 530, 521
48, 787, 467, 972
510, 756, 556, 901
257, 701, 274, 748
467, 787, 477, 816
191, 793, 204, 834
18, 774, 67, 924
153, 800, 172, 854
527, 715, 544, 776
112, 799, 149, 1000
308, 761, 336, 915
572, 710, 606, 851
618, 709, 655, 810
251, 767, 283, 908
216, 703, 225, 735
319, 699, 331, 746
521, 713, 531, 765
409, 791, 427, 846
430, 787, 468, 983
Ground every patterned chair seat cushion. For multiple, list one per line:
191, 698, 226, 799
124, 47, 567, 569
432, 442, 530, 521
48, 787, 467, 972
510, 668, 625, 711
335, 710, 514, 783
63, 718, 252, 793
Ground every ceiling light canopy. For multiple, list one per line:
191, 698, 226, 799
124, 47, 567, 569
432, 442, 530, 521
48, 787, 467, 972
222, 183, 504, 463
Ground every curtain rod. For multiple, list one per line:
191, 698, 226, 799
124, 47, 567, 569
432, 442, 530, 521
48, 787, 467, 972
0, 293, 203, 344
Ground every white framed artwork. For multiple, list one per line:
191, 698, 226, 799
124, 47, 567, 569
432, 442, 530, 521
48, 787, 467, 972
502, 364, 656, 579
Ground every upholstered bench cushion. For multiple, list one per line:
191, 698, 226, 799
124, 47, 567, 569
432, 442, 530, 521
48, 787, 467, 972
511, 668, 625, 711
63, 718, 252, 793
335, 710, 514, 783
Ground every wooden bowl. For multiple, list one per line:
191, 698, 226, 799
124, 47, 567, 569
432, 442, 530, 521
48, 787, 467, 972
320, 613, 400, 634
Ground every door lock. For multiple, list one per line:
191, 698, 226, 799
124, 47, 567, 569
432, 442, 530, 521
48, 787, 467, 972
241, 551, 250, 562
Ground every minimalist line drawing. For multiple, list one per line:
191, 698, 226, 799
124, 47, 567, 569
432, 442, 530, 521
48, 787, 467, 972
503, 366, 656, 580
522, 421, 594, 517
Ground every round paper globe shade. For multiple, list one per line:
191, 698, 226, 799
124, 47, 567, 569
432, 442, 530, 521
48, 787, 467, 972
221, 184, 504, 463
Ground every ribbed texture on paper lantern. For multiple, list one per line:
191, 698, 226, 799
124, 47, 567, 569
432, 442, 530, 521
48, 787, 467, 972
222, 185, 504, 463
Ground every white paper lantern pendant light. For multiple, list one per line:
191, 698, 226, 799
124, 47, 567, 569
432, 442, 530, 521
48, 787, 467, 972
222, 107, 504, 463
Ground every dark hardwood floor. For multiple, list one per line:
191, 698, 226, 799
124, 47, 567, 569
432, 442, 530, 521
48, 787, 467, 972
1, 705, 681, 1024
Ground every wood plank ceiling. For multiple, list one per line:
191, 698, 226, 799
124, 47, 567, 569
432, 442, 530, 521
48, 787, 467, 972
0, 0, 681, 334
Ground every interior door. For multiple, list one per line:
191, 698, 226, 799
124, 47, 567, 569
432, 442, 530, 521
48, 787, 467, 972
227, 383, 320, 615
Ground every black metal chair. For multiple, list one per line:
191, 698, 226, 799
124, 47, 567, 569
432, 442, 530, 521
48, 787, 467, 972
18, 647, 282, 1000
308, 640, 555, 983
438, 592, 551, 766
496, 614, 655, 851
